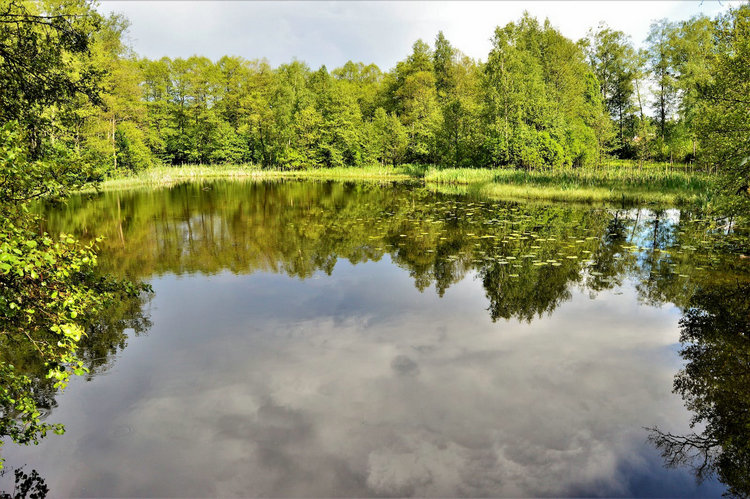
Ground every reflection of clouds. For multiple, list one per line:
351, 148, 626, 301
391, 355, 419, 376
3, 262, 709, 496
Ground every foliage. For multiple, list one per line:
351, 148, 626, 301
4, 3, 730, 203
0, 0, 103, 158
3, 1, 744, 195
0, 0, 148, 469
0, 129, 148, 467
69, 14, 614, 173
582, 24, 636, 156
1, 0, 749, 487
481, 16, 609, 169
694, 4, 750, 216
0, 123, 98, 208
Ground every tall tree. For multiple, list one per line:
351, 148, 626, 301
82, 14, 154, 173
483, 14, 606, 169
433, 31, 454, 97
646, 19, 679, 142
388, 40, 441, 164
669, 16, 716, 162
431, 32, 482, 167
583, 24, 638, 154
0, 0, 103, 158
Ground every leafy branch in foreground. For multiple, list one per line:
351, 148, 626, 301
0, 214, 149, 468
0, 0, 156, 478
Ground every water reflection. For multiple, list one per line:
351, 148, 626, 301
649, 282, 750, 498
0, 467, 48, 499
1, 180, 746, 496
41, 181, 742, 318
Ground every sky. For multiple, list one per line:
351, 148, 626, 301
97, 1, 740, 71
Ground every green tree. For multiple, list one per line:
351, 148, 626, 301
372, 107, 407, 166
433, 31, 454, 97
139, 57, 173, 163
694, 4, 750, 213
583, 24, 638, 155
234, 59, 277, 166
669, 16, 715, 162
483, 14, 605, 169
646, 19, 679, 145
429, 32, 484, 167
385, 40, 442, 164
308, 66, 367, 168
81, 14, 154, 173
0, 0, 103, 158
332, 60, 383, 119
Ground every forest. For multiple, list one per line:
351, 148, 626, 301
1, 0, 749, 184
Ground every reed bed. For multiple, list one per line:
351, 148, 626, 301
423, 164, 712, 205
91, 162, 713, 206
93, 164, 413, 191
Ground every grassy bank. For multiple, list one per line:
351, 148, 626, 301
424, 166, 713, 205
90, 164, 415, 191
91, 163, 714, 206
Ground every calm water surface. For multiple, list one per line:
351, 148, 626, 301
2, 180, 748, 497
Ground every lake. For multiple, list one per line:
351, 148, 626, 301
2, 180, 748, 497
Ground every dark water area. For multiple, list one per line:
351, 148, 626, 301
2, 180, 748, 497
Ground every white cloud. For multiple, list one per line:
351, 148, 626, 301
99, 0, 739, 70
2, 265, 714, 496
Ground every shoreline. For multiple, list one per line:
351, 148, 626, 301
87, 164, 713, 207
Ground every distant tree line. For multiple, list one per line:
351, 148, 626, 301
4, 3, 744, 184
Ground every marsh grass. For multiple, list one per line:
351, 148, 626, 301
91, 162, 714, 206
91, 164, 414, 191
424, 164, 712, 205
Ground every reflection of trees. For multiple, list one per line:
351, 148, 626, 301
1, 286, 151, 398
41, 181, 740, 324
481, 263, 576, 322
78, 289, 152, 379
648, 282, 750, 498
33, 180, 750, 495
0, 288, 151, 480
0, 466, 49, 499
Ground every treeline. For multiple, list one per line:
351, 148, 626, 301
61, 15, 610, 172
6, 2, 747, 182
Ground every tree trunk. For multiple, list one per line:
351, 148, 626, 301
112, 118, 117, 170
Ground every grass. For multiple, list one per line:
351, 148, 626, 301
90, 162, 715, 206
428, 182, 704, 205
423, 164, 713, 205
90, 164, 415, 191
